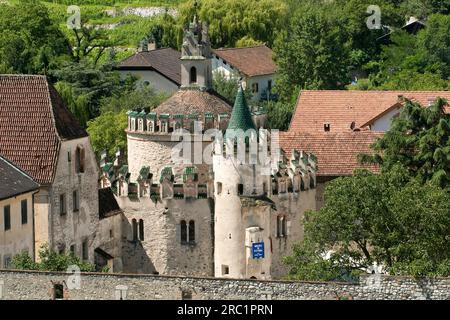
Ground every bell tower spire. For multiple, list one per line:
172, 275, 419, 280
180, 16, 213, 90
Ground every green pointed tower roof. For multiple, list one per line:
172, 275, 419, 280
227, 85, 256, 132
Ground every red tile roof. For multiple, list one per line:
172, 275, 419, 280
279, 131, 383, 177
213, 45, 277, 77
153, 89, 232, 115
0, 75, 87, 185
117, 48, 181, 85
290, 90, 450, 133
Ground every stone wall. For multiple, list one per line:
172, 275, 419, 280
116, 196, 214, 277
49, 137, 100, 263
0, 270, 448, 300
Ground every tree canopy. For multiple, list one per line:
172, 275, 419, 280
361, 98, 450, 187
286, 167, 450, 280
0, 0, 69, 74
287, 97, 450, 280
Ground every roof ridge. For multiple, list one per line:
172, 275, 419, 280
301, 89, 450, 93
214, 44, 269, 51
0, 74, 47, 78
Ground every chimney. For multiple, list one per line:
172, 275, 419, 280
147, 41, 157, 51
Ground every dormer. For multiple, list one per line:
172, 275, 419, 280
147, 113, 157, 133
188, 114, 199, 133
204, 113, 215, 130
137, 110, 146, 132
218, 113, 230, 131
159, 114, 170, 134
173, 114, 184, 131
127, 111, 139, 131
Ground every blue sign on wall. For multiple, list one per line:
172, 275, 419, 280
252, 242, 265, 259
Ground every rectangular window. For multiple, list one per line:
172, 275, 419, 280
324, 123, 331, 132
222, 265, 229, 275
4, 205, 11, 231
60, 194, 66, 216
238, 184, 244, 196
268, 80, 272, 91
21, 199, 28, 225
82, 240, 88, 261
252, 83, 259, 93
73, 190, 79, 212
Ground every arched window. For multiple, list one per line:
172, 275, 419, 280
132, 219, 138, 242
190, 66, 197, 84
188, 220, 195, 243
180, 220, 187, 243
217, 182, 222, 195
138, 219, 144, 241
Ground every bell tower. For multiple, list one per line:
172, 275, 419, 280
180, 17, 213, 90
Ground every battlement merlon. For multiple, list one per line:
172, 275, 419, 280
126, 110, 268, 135
100, 149, 317, 201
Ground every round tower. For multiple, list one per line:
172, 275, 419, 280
213, 86, 270, 278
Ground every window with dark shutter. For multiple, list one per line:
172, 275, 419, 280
21, 199, 27, 224
188, 220, 195, 243
4, 205, 11, 231
180, 220, 187, 244
138, 219, 144, 241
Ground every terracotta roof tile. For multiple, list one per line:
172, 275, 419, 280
290, 90, 450, 133
0, 75, 87, 185
279, 131, 383, 177
153, 89, 232, 115
213, 45, 277, 77
117, 48, 181, 85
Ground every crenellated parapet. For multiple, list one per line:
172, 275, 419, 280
126, 109, 268, 135
100, 150, 316, 201
272, 150, 317, 195
126, 110, 233, 134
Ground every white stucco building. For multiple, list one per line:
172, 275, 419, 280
212, 45, 278, 101
117, 44, 181, 95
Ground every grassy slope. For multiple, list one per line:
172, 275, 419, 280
39, 0, 186, 51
